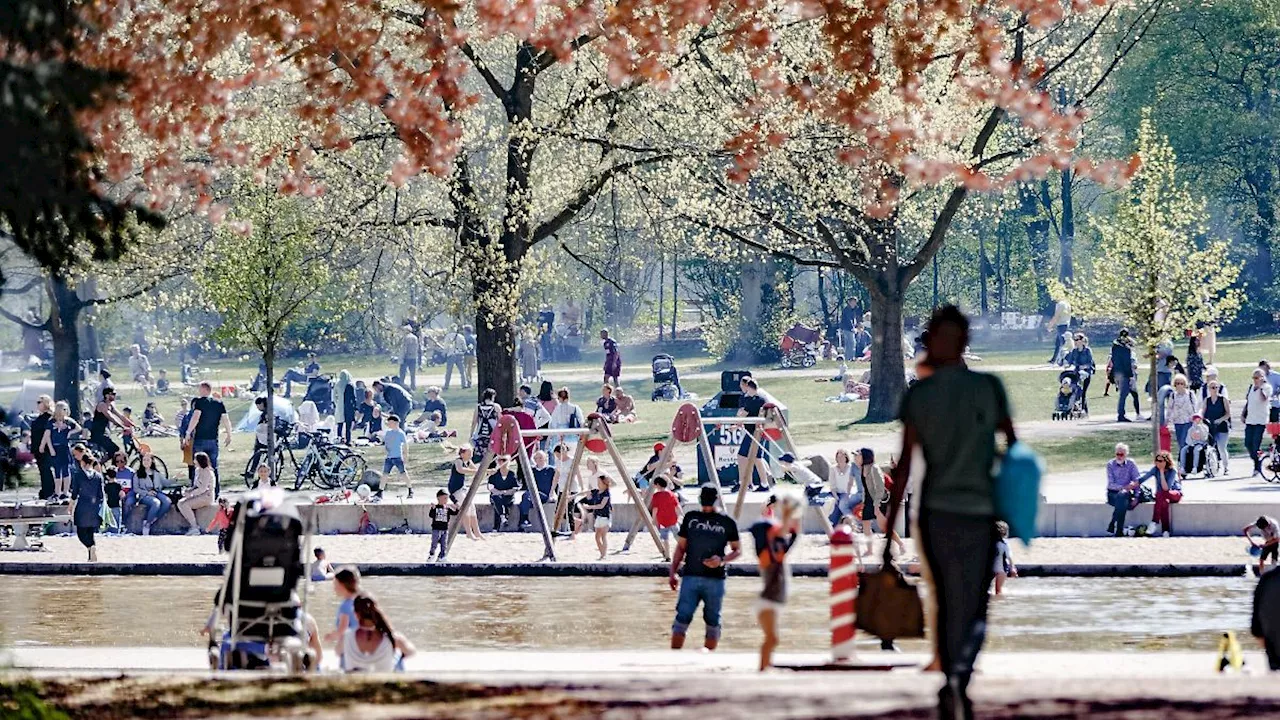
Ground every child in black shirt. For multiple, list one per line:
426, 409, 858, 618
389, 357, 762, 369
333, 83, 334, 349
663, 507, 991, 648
429, 490, 458, 561
103, 468, 123, 533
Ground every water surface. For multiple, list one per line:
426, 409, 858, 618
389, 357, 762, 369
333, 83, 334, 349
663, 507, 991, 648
0, 576, 1255, 653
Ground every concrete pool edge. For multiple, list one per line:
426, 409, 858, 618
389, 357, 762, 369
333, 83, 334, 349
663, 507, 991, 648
0, 561, 1249, 577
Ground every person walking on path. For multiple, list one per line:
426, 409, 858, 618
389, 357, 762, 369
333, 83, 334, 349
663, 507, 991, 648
1201, 380, 1231, 475
1045, 298, 1071, 364
1109, 329, 1139, 422
885, 305, 1017, 720
1261, 360, 1280, 423
1244, 369, 1273, 478
751, 494, 800, 671
1186, 336, 1205, 391
442, 326, 469, 391
1165, 374, 1198, 455
1105, 443, 1141, 535
669, 486, 741, 652
1138, 451, 1181, 536
70, 452, 104, 562
601, 329, 622, 387
399, 326, 420, 391
184, 382, 232, 496
1063, 334, 1096, 414
1246, 516, 1280, 577
462, 325, 477, 388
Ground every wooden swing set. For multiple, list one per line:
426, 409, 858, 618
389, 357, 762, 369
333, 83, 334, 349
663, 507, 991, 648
622, 401, 831, 548
445, 412, 670, 561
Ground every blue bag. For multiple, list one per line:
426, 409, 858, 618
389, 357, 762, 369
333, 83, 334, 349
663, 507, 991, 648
994, 441, 1043, 546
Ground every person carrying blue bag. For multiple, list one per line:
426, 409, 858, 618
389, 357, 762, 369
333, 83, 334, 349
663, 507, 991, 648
885, 305, 1020, 720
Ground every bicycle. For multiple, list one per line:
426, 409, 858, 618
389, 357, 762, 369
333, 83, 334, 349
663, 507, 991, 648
87, 434, 170, 480
243, 424, 366, 491
1261, 433, 1280, 484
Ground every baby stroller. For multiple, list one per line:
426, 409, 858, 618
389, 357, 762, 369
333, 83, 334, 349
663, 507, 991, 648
303, 375, 334, 416
207, 489, 315, 673
651, 354, 684, 401
779, 323, 821, 368
1051, 369, 1088, 420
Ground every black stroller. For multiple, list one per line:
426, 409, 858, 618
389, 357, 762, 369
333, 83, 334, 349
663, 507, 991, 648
207, 490, 315, 673
651, 354, 684, 401
303, 375, 334, 415
1051, 369, 1088, 421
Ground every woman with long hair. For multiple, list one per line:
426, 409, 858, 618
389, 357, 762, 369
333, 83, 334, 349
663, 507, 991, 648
1138, 451, 1182, 536
449, 446, 484, 541
179, 452, 216, 535
343, 593, 417, 672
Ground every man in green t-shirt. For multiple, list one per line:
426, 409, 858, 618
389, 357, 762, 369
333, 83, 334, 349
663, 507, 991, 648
885, 305, 1017, 720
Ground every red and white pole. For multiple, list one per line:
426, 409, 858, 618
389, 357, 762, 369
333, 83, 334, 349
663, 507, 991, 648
830, 525, 858, 662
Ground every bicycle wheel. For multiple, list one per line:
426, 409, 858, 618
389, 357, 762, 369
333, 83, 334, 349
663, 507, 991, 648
333, 452, 366, 489
311, 447, 346, 490
1262, 443, 1280, 483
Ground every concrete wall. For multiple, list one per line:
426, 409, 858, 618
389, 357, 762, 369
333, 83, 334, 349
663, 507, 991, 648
36, 499, 1276, 537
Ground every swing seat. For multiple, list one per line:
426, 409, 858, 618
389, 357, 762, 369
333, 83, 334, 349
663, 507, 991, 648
671, 403, 701, 444
489, 415, 522, 456
763, 427, 783, 441
584, 437, 607, 453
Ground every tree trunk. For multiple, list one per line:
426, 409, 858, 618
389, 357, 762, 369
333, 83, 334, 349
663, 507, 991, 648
264, 349, 276, 486
658, 250, 665, 342
865, 287, 906, 423
730, 256, 766, 363
1019, 184, 1053, 316
670, 249, 678, 340
978, 233, 989, 316
1059, 168, 1075, 286
49, 274, 84, 418
1149, 353, 1160, 457
474, 314, 517, 406
79, 275, 101, 361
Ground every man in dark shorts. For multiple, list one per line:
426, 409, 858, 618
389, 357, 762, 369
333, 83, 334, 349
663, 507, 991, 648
735, 379, 770, 492
669, 486, 741, 651
885, 305, 1017, 720
184, 381, 232, 496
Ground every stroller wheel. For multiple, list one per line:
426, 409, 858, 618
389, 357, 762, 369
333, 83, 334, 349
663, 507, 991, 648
802, 355, 816, 368
781, 356, 793, 369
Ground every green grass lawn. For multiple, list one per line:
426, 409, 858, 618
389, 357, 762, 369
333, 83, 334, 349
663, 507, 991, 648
5, 335, 1278, 494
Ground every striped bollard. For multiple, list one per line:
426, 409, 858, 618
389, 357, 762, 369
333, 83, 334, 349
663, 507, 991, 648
830, 525, 858, 662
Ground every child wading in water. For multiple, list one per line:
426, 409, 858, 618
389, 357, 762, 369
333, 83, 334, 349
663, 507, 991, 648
578, 473, 615, 560
751, 494, 800, 671
992, 521, 1017, 595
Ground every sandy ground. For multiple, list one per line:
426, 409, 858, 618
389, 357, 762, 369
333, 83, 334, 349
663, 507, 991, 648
5, 651, 1280, 718
0, 533, 1256, 567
